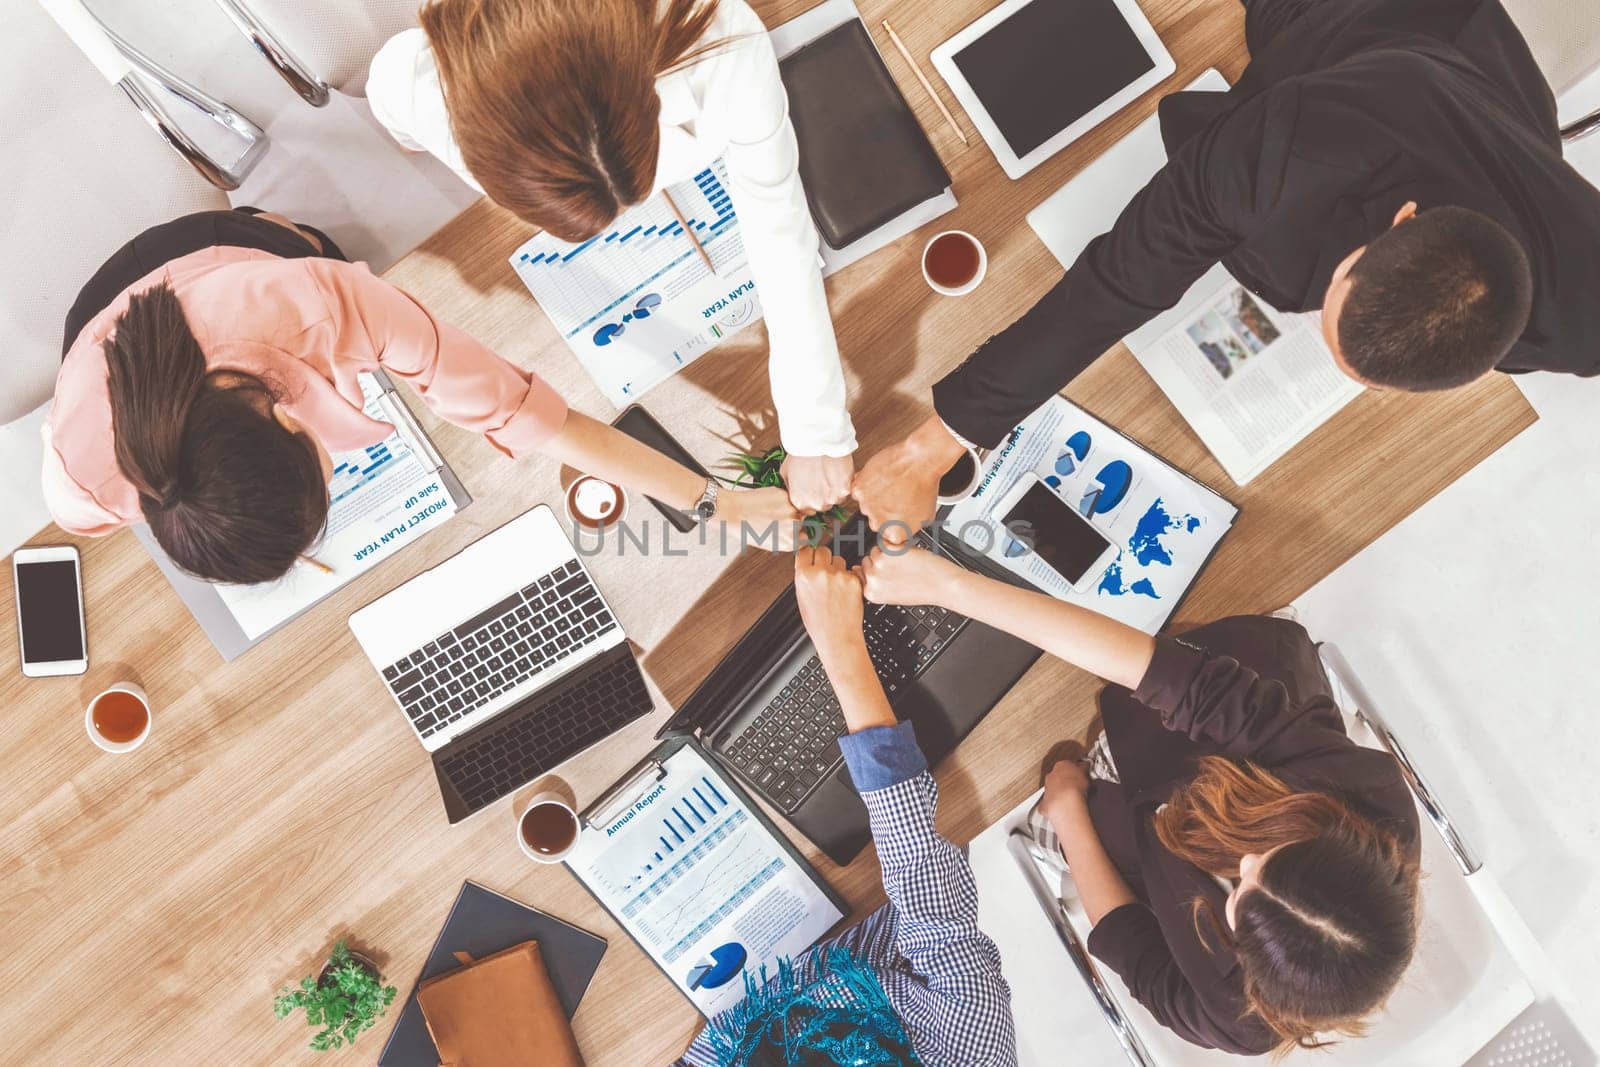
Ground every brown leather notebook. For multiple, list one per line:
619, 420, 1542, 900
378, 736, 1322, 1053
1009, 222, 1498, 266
416, 941, 582, 1067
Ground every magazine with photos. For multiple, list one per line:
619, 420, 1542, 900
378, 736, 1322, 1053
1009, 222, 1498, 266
1125, 264, 1364, 485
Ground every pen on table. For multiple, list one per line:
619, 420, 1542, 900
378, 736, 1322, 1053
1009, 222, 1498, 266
880, 19, 969, 148
661, 189, 716, 275
299, 554, 334, 575
375, 390, 446, 478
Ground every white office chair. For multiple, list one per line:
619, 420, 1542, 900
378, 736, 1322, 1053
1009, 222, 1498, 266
976, 647, 1596, 1066
1501, 0, 1600, 141
0, 1, 228, 427
207, 0, 421, 102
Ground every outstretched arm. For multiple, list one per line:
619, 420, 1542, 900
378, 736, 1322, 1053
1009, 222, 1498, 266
794, 548, 1017, 1066
539, 412, 801, 546
859, 546, 1155, 689
930, 90, 1280, 448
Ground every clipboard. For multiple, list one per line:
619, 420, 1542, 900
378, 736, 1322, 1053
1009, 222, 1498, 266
133, 369, 471, 660
565, 734, 848, 1018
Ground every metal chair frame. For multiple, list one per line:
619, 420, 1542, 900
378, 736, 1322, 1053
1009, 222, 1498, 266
40, 0, 268, 190
1008, 642, 1493, 1065
209, 0, 329, 107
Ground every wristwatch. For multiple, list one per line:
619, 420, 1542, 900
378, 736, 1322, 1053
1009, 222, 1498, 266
692, 478, 720, 524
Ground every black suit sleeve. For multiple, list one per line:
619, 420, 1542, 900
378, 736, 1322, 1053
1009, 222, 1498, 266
1133, 636, 1420, 850
932, 88, 1297, 447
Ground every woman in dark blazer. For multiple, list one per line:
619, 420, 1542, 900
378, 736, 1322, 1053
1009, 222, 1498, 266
857, 546, 1421, 1056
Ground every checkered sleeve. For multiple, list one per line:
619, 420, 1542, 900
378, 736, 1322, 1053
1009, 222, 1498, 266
858, 769, 1017, 1066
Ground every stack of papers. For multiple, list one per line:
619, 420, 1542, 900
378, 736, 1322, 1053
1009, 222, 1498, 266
944, 397, 1237, 635
211, 374, 459, 641
1124, 265, 1363, 485
509, 159, 764, 405
940, 398, 1241, 633
566, 744, 844, 1017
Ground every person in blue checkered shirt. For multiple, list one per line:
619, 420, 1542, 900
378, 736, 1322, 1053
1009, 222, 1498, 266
678, 545, 1017, 1067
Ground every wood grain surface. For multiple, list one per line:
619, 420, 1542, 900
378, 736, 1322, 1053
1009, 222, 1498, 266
0, 0, 1535, 1062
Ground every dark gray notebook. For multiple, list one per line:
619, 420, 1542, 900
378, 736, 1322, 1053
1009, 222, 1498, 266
378, 880, 607, 1065
780, 19, 951, 249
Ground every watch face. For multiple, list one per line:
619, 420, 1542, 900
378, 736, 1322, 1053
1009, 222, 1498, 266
695, 500, 716, 520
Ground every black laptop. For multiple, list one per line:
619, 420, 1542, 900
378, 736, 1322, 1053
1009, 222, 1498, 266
658, 514, 1043, 865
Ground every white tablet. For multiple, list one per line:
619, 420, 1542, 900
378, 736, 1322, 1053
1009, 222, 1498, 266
931, 0, 1176, 180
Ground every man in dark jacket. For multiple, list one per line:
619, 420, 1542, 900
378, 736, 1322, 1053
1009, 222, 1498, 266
854, 0, 1599, 538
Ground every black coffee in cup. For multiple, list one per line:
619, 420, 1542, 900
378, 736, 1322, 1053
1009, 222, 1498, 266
937, 451, 980, 501
519, 800, 578, 856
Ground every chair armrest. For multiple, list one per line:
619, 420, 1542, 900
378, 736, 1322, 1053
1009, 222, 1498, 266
211, 0, 330, 107
1007, 832, 1158, 1067
1561, 107, 1600, 143
1317, 644, 1482, 877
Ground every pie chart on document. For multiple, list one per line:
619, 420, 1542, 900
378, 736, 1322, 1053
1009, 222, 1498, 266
687, 941, 747, 991
1054, 430, 1092, 476
1083, 460, 1132, 515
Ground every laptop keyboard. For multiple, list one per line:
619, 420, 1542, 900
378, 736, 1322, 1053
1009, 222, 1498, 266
719, 600, 965, 813
437, 650, 652, 817
378, 559, 618, 742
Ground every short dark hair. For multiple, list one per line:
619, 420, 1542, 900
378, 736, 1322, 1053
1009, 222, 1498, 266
1337, 206, 1532, 391
104, 283, 328, 584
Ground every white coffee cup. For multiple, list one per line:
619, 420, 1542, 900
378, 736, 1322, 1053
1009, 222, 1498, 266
936, 448, 984, 505
564, 475, 629, 530
516, 792, 581, 864
921, 230, 988, 297
85, 682, 152, 753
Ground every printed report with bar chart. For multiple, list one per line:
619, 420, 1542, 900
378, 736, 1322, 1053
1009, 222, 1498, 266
509, 159, 765, 405
567, 743, 844, 1016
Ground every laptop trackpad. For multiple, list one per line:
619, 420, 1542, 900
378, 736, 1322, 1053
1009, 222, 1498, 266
784, 762, 870, 867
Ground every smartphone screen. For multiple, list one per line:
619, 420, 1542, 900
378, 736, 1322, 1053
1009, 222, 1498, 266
16, 559, 85, 665
1001, 481, 1116, 585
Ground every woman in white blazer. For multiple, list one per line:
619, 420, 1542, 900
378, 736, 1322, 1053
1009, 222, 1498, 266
369, 0, 856, 511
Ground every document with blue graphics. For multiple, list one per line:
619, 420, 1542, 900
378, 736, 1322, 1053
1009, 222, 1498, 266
1125, 264, 1364, 486
136, 371, 468, 659
944, 397, 1237, 634
568, 740, 845, 1016
510, 159, 764, 405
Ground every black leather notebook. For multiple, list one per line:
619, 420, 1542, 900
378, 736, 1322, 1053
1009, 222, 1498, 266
780, 19, 951, 249
378, 880, 607, 1065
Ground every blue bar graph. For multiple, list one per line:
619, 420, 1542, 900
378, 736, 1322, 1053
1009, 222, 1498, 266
328, 440, 398, 506
507, 159, 750, 354
619, 776, 737, 908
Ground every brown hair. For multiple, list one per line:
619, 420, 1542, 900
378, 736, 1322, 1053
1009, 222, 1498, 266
1155, 757, 1420, 1053
422, 0, 724, 240
103, 283, 329, 584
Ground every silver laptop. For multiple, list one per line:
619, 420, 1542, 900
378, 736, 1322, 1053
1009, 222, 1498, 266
350, 505, 653, 822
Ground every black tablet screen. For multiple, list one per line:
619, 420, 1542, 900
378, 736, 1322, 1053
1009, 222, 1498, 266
952, 0, 1156, 158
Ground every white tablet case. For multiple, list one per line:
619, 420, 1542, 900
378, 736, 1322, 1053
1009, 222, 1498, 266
931, 0, 1176, 179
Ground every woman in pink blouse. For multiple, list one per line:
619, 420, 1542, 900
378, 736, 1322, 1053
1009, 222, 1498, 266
46, 209, 797, 584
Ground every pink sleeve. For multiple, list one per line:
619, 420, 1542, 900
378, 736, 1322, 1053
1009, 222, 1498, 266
39, 421, 124, 536
307, 259, 568, 457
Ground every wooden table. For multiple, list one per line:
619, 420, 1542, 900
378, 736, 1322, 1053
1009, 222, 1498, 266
0, 1, 1536, 1062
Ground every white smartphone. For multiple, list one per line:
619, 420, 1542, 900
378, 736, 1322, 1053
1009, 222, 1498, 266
993, 473, 1121, 592
13, 545, 88, 677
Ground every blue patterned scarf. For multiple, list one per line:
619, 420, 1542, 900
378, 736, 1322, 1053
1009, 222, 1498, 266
704, 946, 922, 1067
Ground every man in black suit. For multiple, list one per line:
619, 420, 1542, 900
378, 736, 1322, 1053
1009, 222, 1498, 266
854, 0, 1599, 539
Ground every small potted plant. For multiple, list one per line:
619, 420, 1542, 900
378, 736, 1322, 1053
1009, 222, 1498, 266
273, 939, 398, 1053
725, 445, 850, 539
